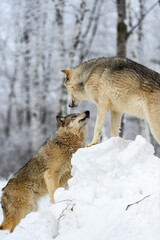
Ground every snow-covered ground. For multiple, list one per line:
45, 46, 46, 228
0, 136, 160, 240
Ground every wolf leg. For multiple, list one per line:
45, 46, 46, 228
148, 118, 160, 144
44, 171, 59, 203
87, 102, 110, 147
110, 111, 122, 137
10, 217, 21, 233
59, 172, 71, 188
0, 215, 21, 233
145, 95, 160, 144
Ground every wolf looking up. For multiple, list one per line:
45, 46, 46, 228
62, 57, 160, 146
0, 111, 90, 233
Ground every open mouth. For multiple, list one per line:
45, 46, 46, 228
79, 111, 90, 122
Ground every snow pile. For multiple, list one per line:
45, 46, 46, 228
1, 136, 160, 240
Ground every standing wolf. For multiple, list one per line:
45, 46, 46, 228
62, 57, 160, 147
0, 111, 90, 233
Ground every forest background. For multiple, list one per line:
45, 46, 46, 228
0, 0, 160, 178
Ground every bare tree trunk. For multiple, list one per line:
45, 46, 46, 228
31, 0, 41, 153
22, 0, 32, 126
5, 0, 21, 136
40, 1, 48, 126
5, 59, 18, 137
116, 0, 127, 137
40, 0, 50, 126
116, 0, 127, 58
0, 39, 11, 136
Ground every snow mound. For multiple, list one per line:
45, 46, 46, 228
1, 136, 160, 240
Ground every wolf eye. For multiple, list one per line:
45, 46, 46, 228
71, 116, 77, 121
65, 77, 69, 83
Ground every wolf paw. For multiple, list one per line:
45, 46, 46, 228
50, 198, 55, 204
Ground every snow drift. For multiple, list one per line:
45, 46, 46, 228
0, 136, 160, 240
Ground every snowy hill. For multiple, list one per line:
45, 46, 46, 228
0, 136, 160, 240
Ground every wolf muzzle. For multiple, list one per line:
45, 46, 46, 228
69, 101, 78, 108
85, 111, 90, 118
79, 111, 90, 123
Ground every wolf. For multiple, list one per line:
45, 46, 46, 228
0, 111, 90, 233
62, 57, 160, 147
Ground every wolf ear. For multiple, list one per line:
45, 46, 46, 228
61, 70, 71, 81
56, 115, 65, 127
61, 70, 70, 76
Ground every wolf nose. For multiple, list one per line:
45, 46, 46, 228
85, 111, 90, 118
69, 102, 78, 108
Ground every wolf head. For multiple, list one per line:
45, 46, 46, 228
61, 69, 86, 108
56, 111, 90, 129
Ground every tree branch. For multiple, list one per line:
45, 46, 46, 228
125, 194, 150, 211
127, 1, 159, 39
79, 0, 104, 61
82, 0, 98, 39
57, 201, 76, 234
